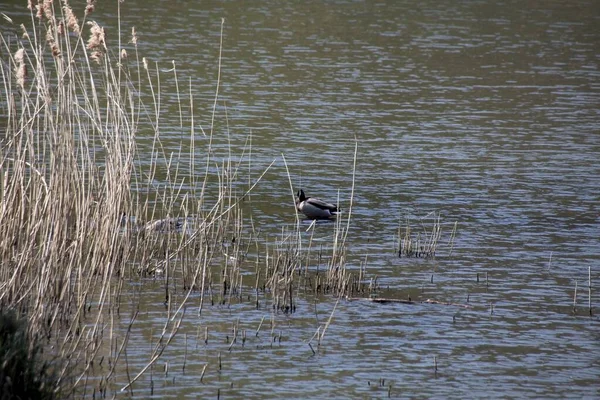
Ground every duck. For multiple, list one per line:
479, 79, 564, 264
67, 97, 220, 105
295, 189, 340, 219
143, 217, 183, 233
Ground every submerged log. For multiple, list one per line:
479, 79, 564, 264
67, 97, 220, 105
346, 297, 472, 309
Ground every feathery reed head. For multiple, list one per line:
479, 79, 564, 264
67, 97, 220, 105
87, 21, 106, 49
85, 0, 96, 16
31, 0, 54, 21
63, 3, 80, 35
45, 24, 60, 57
86, 21, 106, 64
14, 48, 27, 89
20, 24, 29, 40
43, 0, 53, 21
131, 26, 138, 45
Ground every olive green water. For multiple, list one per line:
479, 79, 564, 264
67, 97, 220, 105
1, 0, 599, 398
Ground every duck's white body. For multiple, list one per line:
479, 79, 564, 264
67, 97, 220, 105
296, 189, 339, 219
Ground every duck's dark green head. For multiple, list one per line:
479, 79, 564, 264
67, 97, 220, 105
296, 189, 307, 201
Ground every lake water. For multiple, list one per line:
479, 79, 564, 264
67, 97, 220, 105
2, 0, 599, 398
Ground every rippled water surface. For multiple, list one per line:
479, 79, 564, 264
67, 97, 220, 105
3, 0, 599, 398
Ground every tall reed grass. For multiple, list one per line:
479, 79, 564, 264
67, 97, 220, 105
0, 2, 261, 394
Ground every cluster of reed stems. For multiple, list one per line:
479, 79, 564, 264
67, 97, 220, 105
397, 212, 456, 258
572, 266, 593, 316
0, 2, 261, 395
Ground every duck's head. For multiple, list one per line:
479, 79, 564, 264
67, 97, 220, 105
296, 189, 307, 202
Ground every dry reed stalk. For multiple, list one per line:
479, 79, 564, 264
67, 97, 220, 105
308, 341, 316, 355
573, 280, 578, 313
319, 298, 339, 346
589, 266, 592, 316
270, 314, 275, 338
255, 266, 261, 308
182, 333, 187, 373
120, 309, 185, 392
199, 363, 208, 383
308, 326, 321, 352
256, 316, 265, 337
227, 319, 239, 351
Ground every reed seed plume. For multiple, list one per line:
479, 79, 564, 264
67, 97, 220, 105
63, 2, 80, 35
35, 2, 43, 19
14, 47, 24, 63
45, 23, 60, 57
20, 24, 29, 39
131, 27, 138, 45
86, 20, 106, 63
87, 21, 106, 49
14, 48, 26, 89
85, 0, 96, 16
57, 20, 64, 36
43, 0, 53, 21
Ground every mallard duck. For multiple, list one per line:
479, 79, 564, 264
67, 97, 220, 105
143, 217, 183, 233
295, 189, 339, 219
